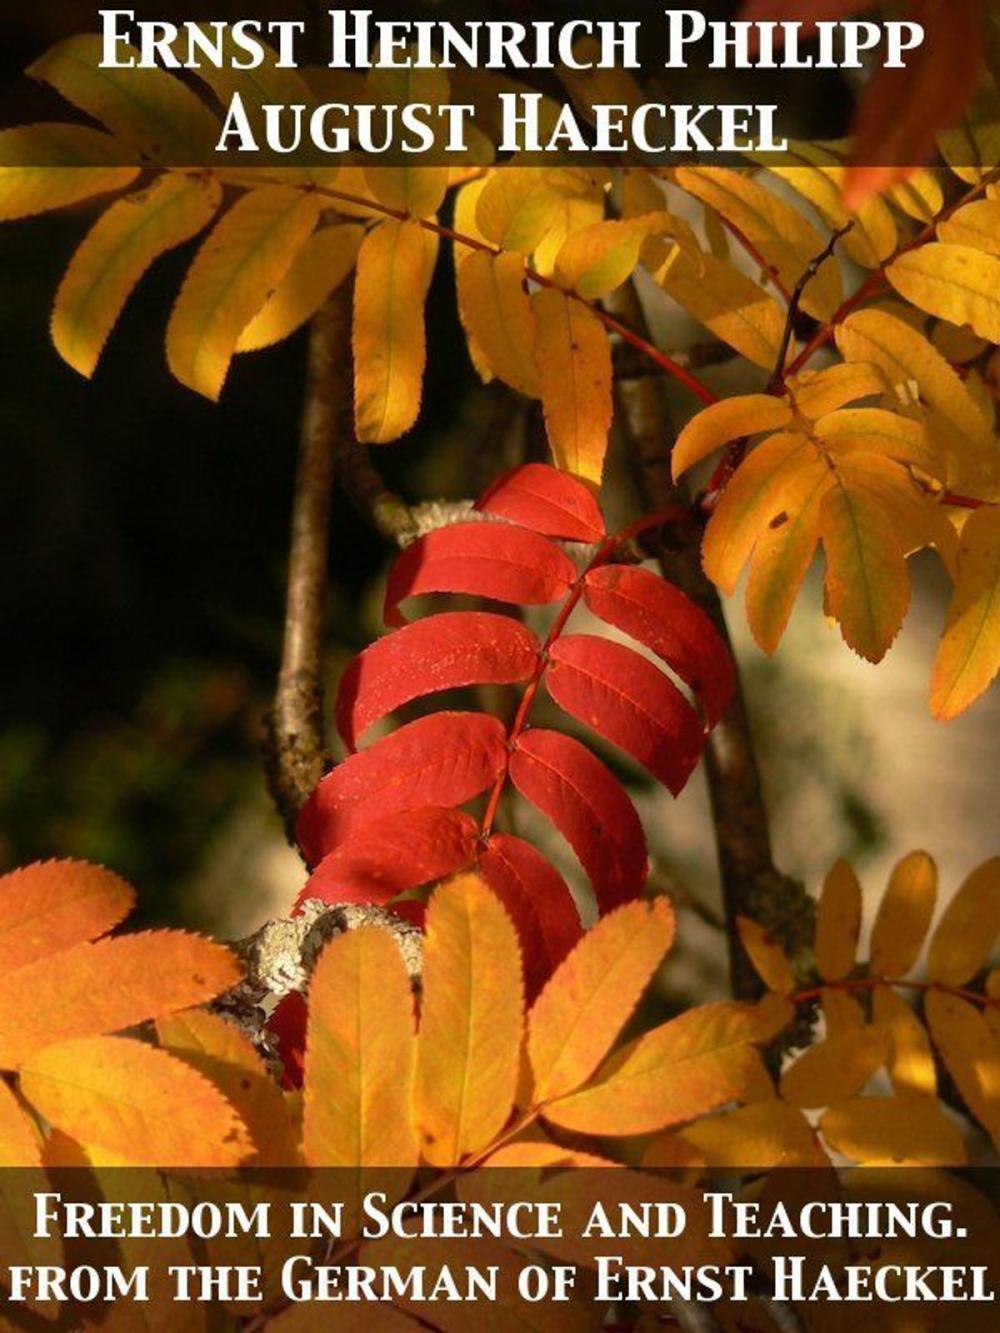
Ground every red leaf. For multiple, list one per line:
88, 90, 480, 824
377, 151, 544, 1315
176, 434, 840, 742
268, 991, 307, 1089
383, 522, 576, 626
297, 807, 478, 910
844, 0, 982, 206
478, 833, 583, 999
583, 564, 735, 726
475, 463, 606, 543
336, 611, 540, 749
508, 729, 648, 911
546, 635, 705, 795
298, 712, 506, 865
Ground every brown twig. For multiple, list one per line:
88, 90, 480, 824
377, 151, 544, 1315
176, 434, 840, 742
263, 290, 347, 844
606, 282, 815, 1002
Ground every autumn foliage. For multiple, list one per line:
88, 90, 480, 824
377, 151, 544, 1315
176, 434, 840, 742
0, 12, 999, 1328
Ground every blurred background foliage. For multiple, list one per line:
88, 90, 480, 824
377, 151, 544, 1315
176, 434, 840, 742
0, 3, 996, 959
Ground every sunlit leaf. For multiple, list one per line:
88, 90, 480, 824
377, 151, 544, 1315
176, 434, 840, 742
815, 859, 862, 982
54, 173, 221, 377
528, 897, 674, 1105
20, 1036, 252, 1167
167, 186, 320, 399
353, 218, 432, 442
414, 875, 523, 1167
926, 857, 1000, 986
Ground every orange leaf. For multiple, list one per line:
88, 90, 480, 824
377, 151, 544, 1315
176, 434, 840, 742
820, 1096, 965, 1166
541, 1001, 776, 1137
414, 874, 524, 1167
737, 916, 795, 995
532, 287, 612, 483
0, 931, 241, 1069
780, 1027, 887, 1108
926, 857, 1000, 986
303, 926, 418, 1169
0, 859, 133, 973
0, 1079, 41, 1168
528, 897, 674, 1105
870, 851, 938, 979
157, 1008, 299, 1167
20, 1035, 252, 1167
678, 1099, 824, 1169
815, 859, 862, 982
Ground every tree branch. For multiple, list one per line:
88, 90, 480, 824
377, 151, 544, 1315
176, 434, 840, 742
605, 283, 814, 1001
263, 290, 347, 843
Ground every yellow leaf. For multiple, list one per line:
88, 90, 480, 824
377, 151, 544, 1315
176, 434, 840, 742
889, 169, 945, 223
822, 987, 865, 1036
673, 166, 842, 320
887, 243, 1000, 343
456, 251, 539, 397
745, 462, 832, 653
304, 925, 417, 1168
475, 168, 565, 254
183, 24, 318, 161
53, 173, 221, 378
657, 249, 786, 370
937, 199, 1000, 257
930, 505, 1000, 719
672, 394, 792, 481
925, 992, 1000, 1148
353, 218, 430, 443
532, 180, 607, 277
702, 432, 822, 594
362, 68, 450, 217
831, 452, 959, 576
20, 1035, 252, 1167
541, 1000, 776, 1137
820, 1097, 965, 1166
819, 479, 910, 662
554, 213, 687, 300
678, 1100, 824, 1169
236, 224, 363, 352
873, 985, 937, 1098
779, 1027, 887, 1108
528, 897, 674, 1105
0, 124, 139, 220
0, 931, 241, 1069
737, 916, 795, 995
814, 408, 942, 481
414, 875, 523, 1167
870, 851, 938, 978
532, 287, 612, 483
167, 186, 319, 400
364, 165, 449, 221
0, 859, 133, 973
932, 318, 988, 364
156, 1008, 299, 1167
835, 308, 996, 484
29, 35, 219, 163
926, 857, 1000, 986
764, 154, 897, 268
787, 363, 888, 419
0, 1079, 41, 1167
815, 859, 862, 982
451, 178, 493, 382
